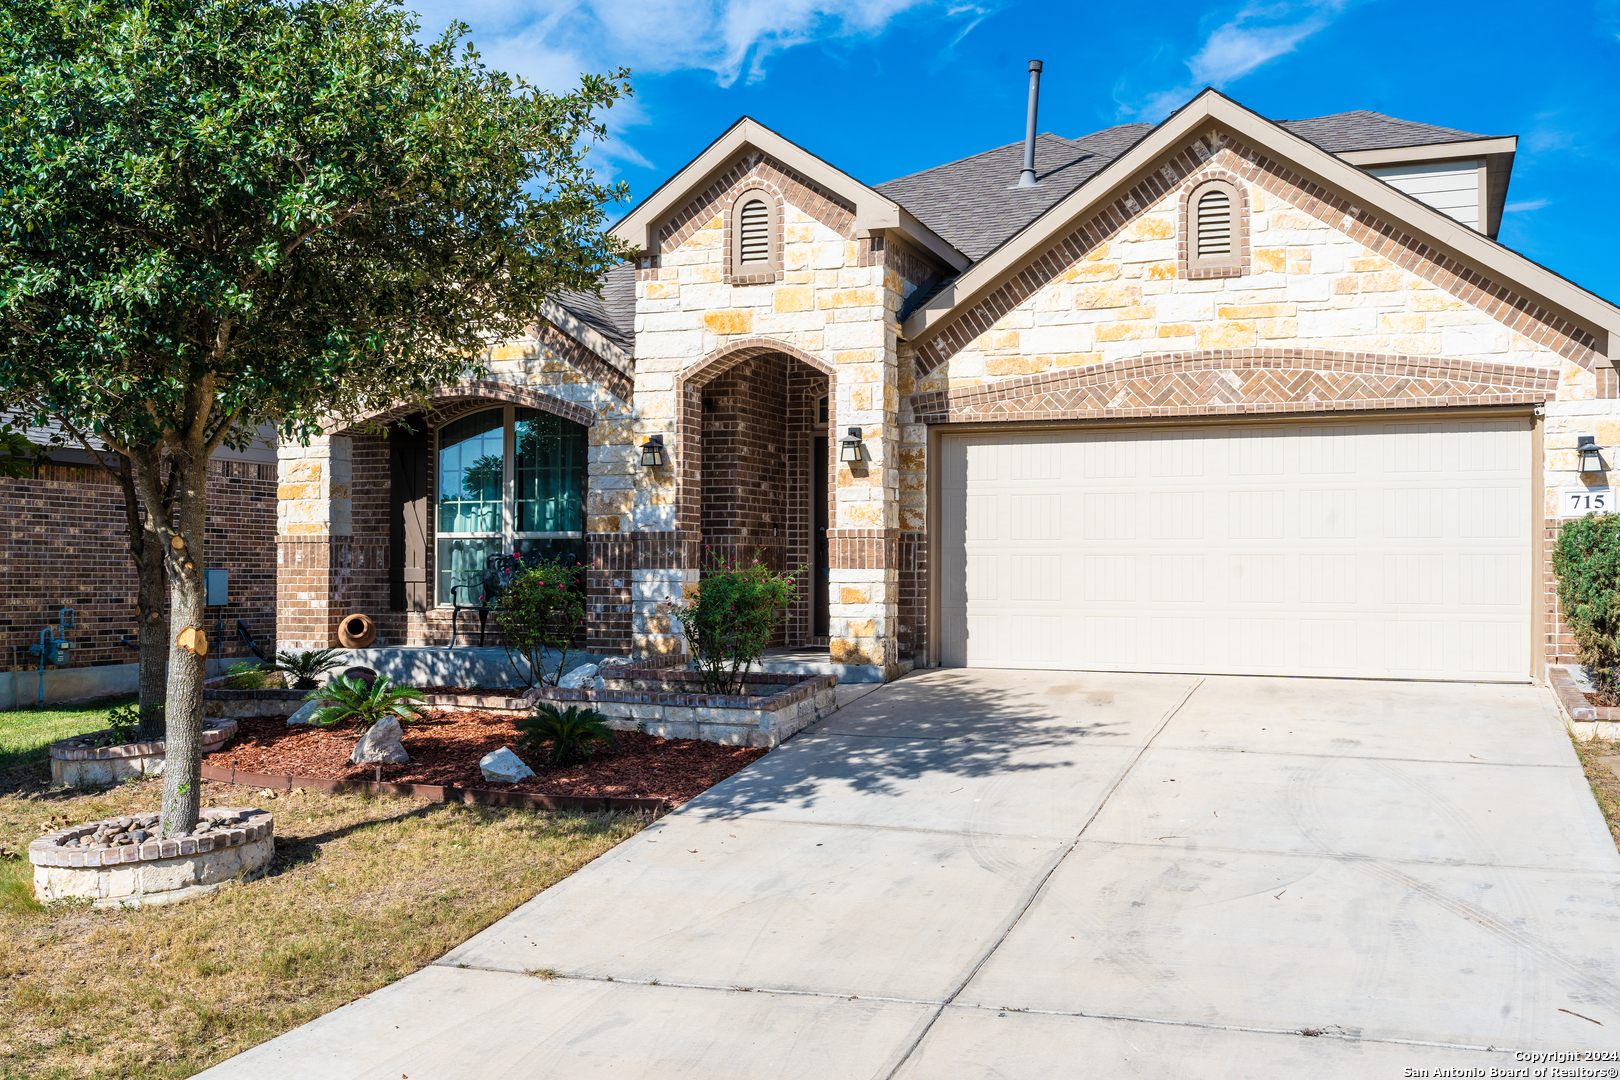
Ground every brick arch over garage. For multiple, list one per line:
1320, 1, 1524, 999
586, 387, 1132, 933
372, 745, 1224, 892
907, 349, 1560, 424
331, 379, 597, 434
675, 338, 836, 535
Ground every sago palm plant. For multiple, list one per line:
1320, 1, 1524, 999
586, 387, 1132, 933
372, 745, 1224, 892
307, 676, 425, 728
515, 704, 620, 766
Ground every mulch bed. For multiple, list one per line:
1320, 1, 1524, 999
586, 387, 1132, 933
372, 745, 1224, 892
201, 710, 767, 805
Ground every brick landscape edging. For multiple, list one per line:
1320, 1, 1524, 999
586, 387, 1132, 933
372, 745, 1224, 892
49, 719, 237, 762
197, 763, 669, 814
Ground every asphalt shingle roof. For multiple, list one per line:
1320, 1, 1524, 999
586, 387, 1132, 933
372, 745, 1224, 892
1277, 110, 1489, 154
876, 125, 1153, 263
553, 261, 636, 354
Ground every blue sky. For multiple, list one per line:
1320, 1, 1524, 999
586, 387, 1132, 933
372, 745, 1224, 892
405, 0, 1620, 301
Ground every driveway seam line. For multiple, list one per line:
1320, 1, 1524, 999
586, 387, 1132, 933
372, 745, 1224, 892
1069, 836, 1620, 875
946, 1002, 1525, 1056
880, 677, 1208, 1080
1147, 744, 1581, 768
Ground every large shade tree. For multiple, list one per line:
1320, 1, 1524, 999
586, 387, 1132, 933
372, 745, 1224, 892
0, 0, 630, 835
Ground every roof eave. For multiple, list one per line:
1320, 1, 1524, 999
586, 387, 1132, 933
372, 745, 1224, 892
1335, 135, 1517, 166
542, 298, 634, 373
609, 117, 968, 271
902, 91, 1619, 362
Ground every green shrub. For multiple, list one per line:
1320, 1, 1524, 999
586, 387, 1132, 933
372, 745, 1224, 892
1553, 512, 1620, 706
270, 648, 345, 690
307, 676, 424, 728
491, 559, 586, 689
665, 551, 800, 695
515, 704, 620, 767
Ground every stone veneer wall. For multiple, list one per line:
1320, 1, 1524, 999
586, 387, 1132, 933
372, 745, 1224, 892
277, 318, 639, 653
4, 458, 275, 669
897, 130, 1609, 673
626, 150, 951, 671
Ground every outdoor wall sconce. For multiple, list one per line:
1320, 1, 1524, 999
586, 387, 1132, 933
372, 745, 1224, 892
639, 435, 667, 468
839, 427, 867, 464
1578, 435, 1606, 475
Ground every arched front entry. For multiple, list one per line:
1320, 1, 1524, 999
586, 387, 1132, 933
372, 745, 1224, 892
677, 340, 836, 645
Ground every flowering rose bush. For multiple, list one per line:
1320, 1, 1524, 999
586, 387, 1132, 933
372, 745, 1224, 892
664, 551, 800, 695
491, 557, 587, 688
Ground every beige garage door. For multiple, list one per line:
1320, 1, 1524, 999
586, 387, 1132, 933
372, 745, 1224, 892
938, 417, 1532, 681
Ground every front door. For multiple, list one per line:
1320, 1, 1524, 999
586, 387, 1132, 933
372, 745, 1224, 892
813, 434, 829, 639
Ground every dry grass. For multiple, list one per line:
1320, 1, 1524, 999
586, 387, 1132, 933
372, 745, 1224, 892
1570, 730, 1620, 850
0, 776, 645, 1079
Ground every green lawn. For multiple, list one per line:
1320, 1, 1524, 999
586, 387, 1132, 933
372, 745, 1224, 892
0, 695, 137, 787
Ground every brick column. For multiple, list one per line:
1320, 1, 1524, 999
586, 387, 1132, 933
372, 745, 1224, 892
275, 435, 352, 650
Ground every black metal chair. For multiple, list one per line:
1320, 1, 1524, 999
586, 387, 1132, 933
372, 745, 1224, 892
450, 552, 530, 647
449, 549, 588, 647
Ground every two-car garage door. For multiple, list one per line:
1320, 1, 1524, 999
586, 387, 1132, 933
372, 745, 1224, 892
937, 417, 1532, 681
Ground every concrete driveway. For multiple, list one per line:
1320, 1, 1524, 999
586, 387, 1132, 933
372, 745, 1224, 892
202, 670, 1620, 1078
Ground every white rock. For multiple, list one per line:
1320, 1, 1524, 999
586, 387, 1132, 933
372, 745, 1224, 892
350, 717, 409, 765
479, 746, 535, 784
557, 663, 599, 689
286, 700, 322, 726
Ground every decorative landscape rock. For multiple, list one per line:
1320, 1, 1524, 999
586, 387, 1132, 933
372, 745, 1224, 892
479, 746, 535, 784
350, 717, 408, 764
557, 663, 601, 689
285, 699, 322, 726
30, 808, 274, 908
49, 719, 237, 788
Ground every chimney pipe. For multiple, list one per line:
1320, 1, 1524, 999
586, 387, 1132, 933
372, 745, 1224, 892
1018, 60, 1043, 188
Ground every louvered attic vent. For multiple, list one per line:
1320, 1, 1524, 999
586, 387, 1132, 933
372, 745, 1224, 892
738, 198, 770, 264
1196, 188, 1231, 258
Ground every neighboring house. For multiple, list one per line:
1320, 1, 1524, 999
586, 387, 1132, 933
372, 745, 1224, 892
275, 88, 1620, 684
1, 423, 278, 673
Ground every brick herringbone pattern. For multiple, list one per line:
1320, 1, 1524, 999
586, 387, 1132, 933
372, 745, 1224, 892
910, 350, 1558, 423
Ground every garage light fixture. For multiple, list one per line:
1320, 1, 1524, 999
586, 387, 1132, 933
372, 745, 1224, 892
1578, 435, 1606, 475
840, 427, 867, 464
639, 435, 667, 468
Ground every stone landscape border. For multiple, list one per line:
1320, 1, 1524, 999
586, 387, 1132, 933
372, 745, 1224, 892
29, 807, 274, 908
198, 762, 670, 815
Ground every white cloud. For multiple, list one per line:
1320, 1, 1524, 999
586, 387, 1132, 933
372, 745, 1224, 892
1504, 198, 1551, 213
1122, 1, 1354, 119
406, 1, 959, 180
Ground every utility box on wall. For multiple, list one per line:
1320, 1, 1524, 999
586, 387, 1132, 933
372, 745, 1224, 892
204, 569, 229, 607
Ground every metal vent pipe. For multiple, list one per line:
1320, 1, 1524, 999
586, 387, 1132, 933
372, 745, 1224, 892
1018, 60, 1043, 188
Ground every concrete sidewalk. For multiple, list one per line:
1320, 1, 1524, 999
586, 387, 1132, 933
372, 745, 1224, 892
200, 670, 1620, 1078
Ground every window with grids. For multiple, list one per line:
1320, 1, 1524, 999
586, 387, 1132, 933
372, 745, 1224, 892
1186, 179, 1243, 274
435, 406, 586, 605
730, 190, 777, 276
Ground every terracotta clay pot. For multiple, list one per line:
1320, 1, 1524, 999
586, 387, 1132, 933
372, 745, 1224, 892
337, 612, 377, 649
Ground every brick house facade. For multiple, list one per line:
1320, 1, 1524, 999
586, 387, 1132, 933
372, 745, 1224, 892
273, 91, 1620, 683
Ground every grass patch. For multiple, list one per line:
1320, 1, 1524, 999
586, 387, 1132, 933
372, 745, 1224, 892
1570, 730, 1620, 851
0, 696, 138, 788
0, 775, 645, 1078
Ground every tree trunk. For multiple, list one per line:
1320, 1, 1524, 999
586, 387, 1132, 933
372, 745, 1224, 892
157, 451, 210, 837
135, 539, 169, 740
117, 455, 171, 743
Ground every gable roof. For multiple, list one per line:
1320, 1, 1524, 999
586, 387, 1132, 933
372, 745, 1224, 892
898, 88, 1620, 362
609, 116, 969, 273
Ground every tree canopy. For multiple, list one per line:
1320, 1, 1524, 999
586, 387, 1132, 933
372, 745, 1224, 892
0, 0, 633, 834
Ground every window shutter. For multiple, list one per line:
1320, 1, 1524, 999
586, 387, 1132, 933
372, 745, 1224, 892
1196, 189, 1232, 259
389, 422, 430, 612
738, 198, 770, 264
